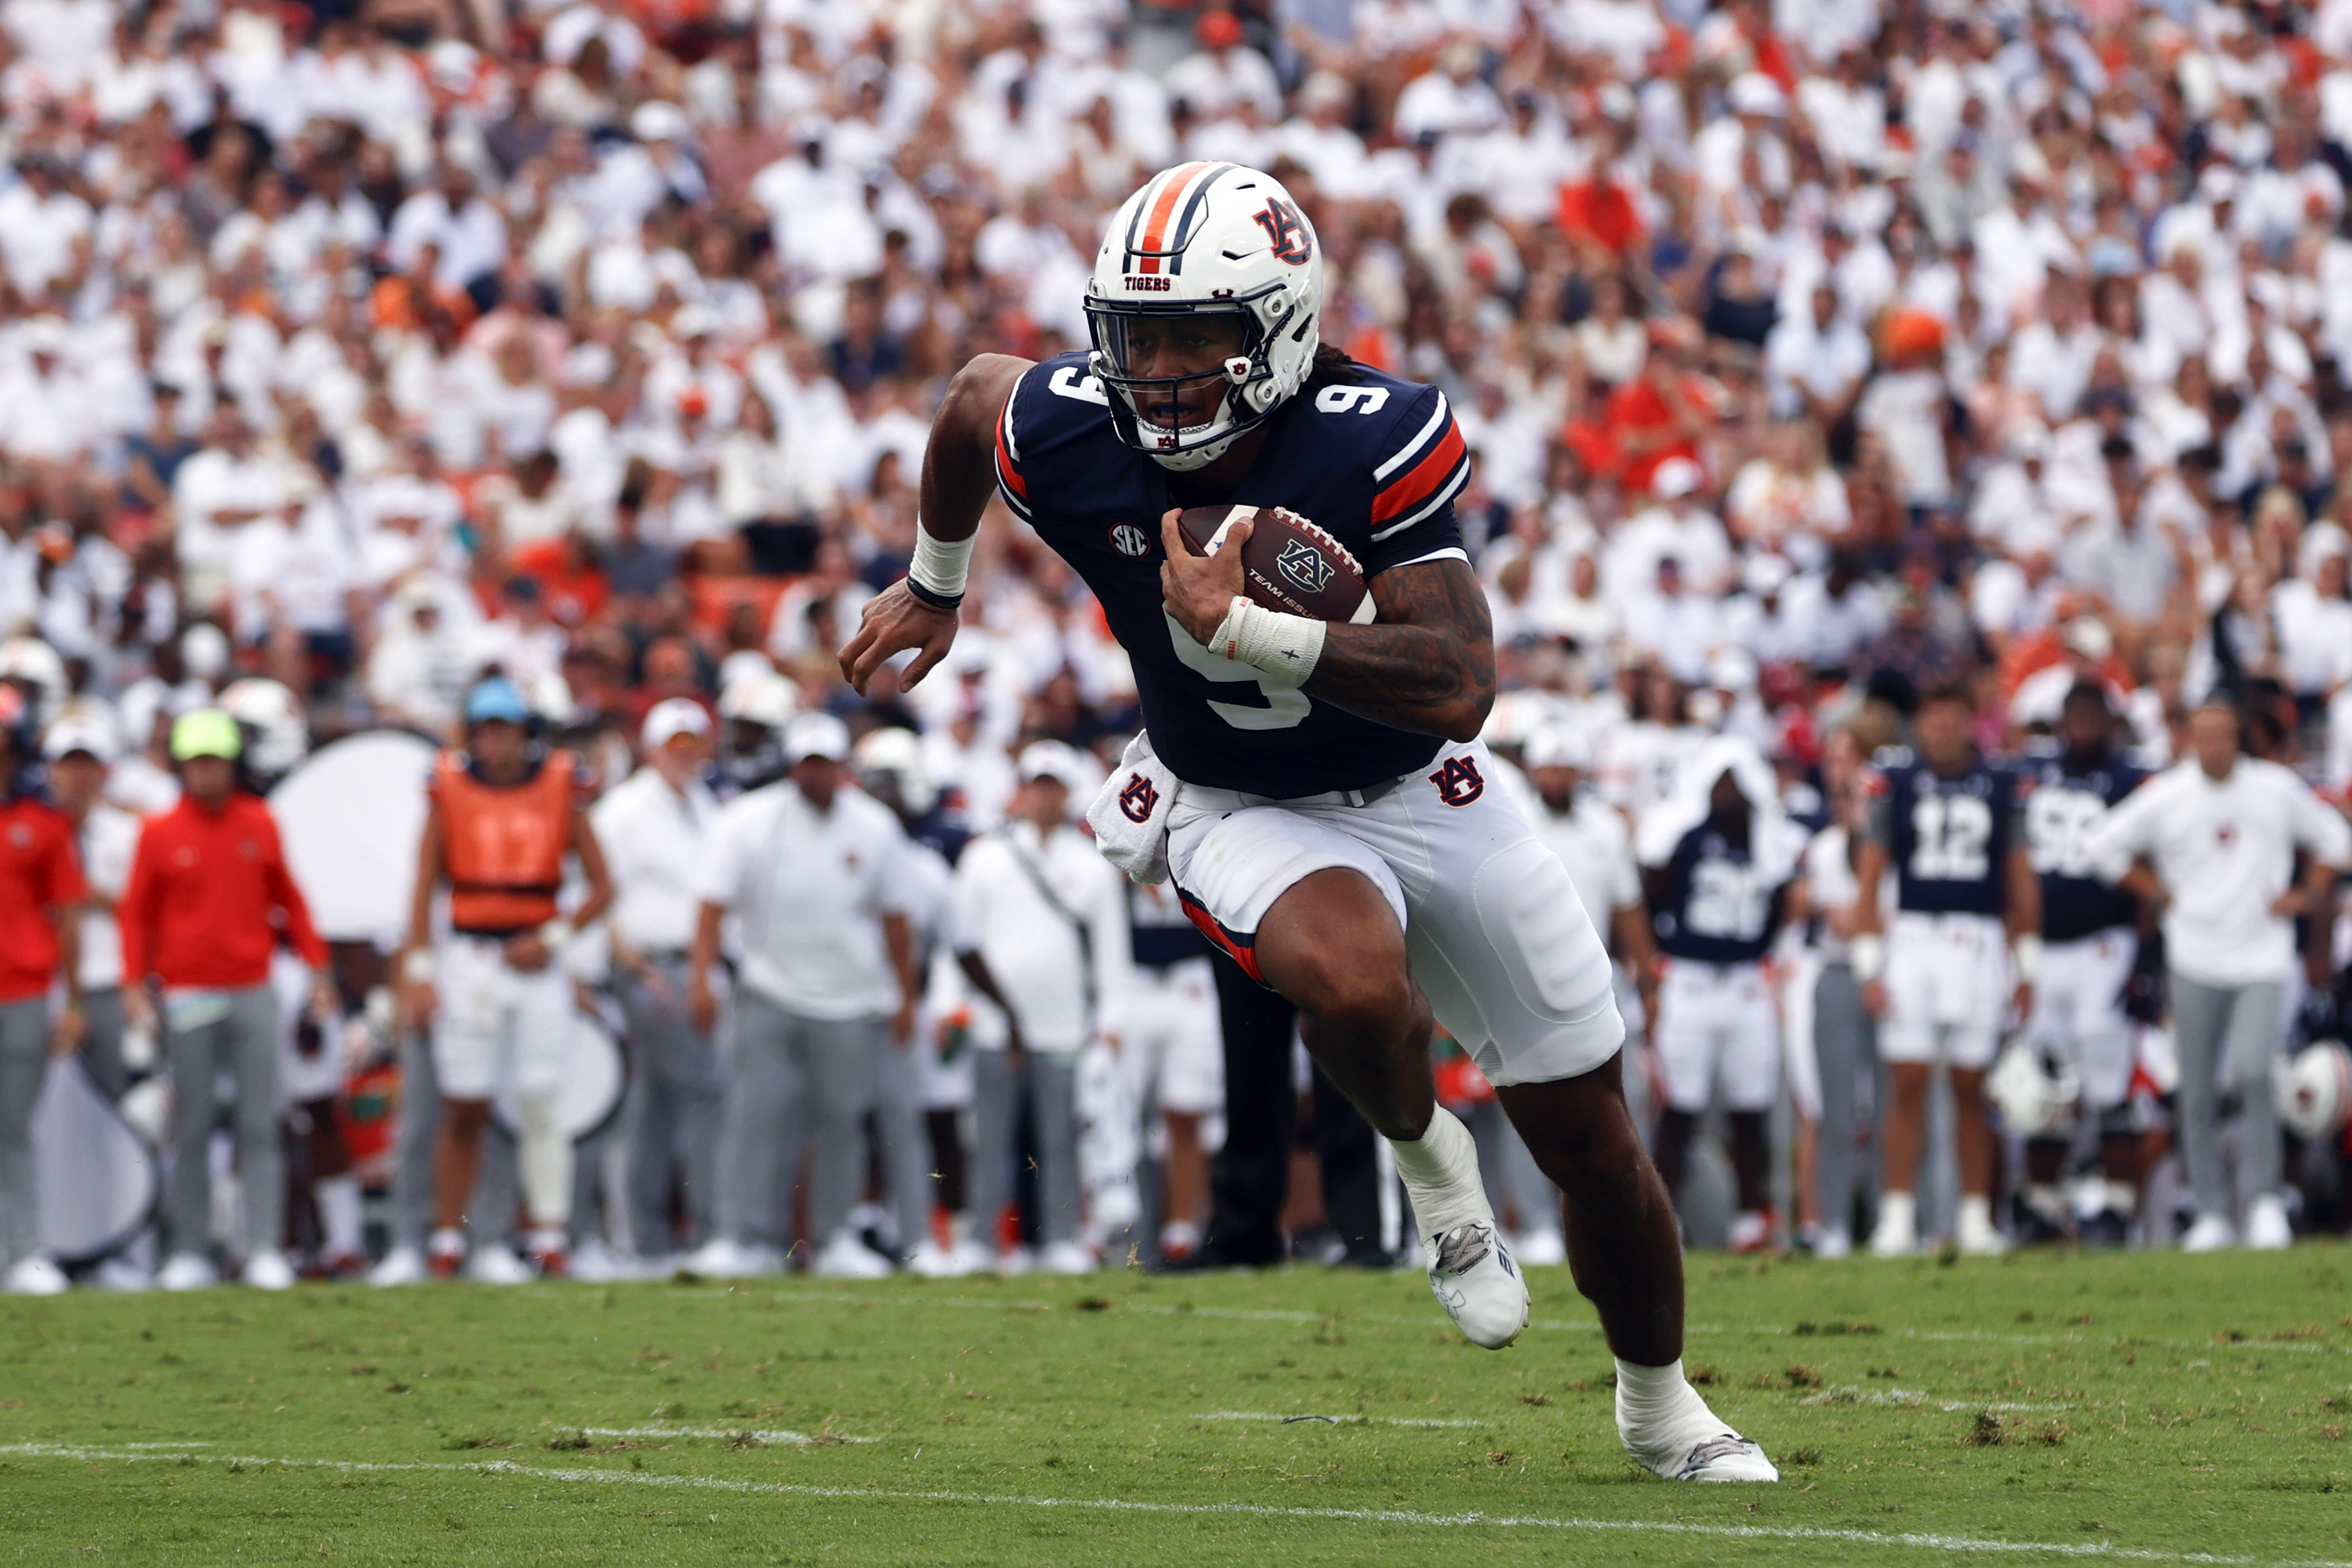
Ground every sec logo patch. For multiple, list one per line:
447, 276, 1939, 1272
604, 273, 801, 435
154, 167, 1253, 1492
1109, 523, 1151, 558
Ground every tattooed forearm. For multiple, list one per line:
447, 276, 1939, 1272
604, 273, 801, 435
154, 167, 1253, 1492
1305, 558, 1496, 741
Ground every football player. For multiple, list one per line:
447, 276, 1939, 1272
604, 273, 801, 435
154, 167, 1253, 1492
1635, 738, 1807, 1253
842, 164, 1773, 1481
2016, 682, 2147, 1245
1852, 685, 2042, 1257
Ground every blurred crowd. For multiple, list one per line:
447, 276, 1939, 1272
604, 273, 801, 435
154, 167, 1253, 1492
10, 0, 2352, 1291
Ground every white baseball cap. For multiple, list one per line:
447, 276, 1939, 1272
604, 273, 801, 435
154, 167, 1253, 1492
640, 698, 711, 750
43, 713, 118, 763
783, 711, 852, 764
1651, 456, 1703, 500
1524, 725, 1594, 771
1017, 740, 1096, 796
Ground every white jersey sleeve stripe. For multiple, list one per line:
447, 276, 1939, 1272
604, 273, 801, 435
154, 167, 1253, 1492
1372, 392, 1450, 483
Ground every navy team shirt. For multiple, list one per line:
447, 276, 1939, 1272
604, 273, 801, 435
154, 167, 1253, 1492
1650, 823, 1789, 964
2020, 744, 2144, 942
1867, 749, 2024, 918
993, 350, 1472, 797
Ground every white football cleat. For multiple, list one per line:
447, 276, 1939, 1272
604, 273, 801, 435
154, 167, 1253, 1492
992, 1245, 1034, 1276
368, 1245, 425, 1287
811, 1233, 894, 1279
3, 1254, 68, 1296
1633, 1431, 1783, 1483
1955, 1198, 2009, 1257
906, 1241, 974, 1279
1426, 1221, 1529, 1349
1812, 1225, 1852, 1260
242, 1250, 296, 1291
1038, 1240, 1095, 1275
1513, 1228, 1567, 1268
1867, 1191, 1917, 1258
468, 1244, 533, 1285
2244, 1195, 2292, 1250
156, 1252, 218, 1292
2180, 1214, 2236, 1252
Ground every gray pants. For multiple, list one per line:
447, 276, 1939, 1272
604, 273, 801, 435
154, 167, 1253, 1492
164, 985, 281, 1259
383, 1026, 519, 1252
76, 988, 128, 1101
872, 1031, 932, 1256
2169, 972, 2285, 1220
717, 993, 881, 1252
0, 997, 51, 1267
617, 958, 723, 1256
971, 1051, 1080, 1248
1813, 962, 1881, 1237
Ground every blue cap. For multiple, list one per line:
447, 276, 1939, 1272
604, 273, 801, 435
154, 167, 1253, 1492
464, 676, 532, 726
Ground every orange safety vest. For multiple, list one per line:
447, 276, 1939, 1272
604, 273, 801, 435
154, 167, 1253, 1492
433, 749, 575, 934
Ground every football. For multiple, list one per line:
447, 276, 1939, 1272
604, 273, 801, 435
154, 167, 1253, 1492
1174, 504, 1377, 625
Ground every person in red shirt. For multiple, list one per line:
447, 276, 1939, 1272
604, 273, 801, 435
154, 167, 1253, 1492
0, 686, 87, 1297
118, 708, 333, 1293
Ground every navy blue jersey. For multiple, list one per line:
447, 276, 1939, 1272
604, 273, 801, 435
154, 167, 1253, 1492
1130, 881, 1210, 968
1867, 751, 2023, 917
2021, 745, 2144, 941
1650, 823, 1790, 963
994, 351, 1470, 797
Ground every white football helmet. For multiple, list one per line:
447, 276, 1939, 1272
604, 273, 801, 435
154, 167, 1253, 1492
220, 677, 309, 782
1086, 162, 1323, 471
1986, 1042, 2080, 1139
2274, 1039, 2352, 1141
852, 725, 938, 817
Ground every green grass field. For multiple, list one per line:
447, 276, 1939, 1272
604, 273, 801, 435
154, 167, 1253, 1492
3, 1248, 2349, 1565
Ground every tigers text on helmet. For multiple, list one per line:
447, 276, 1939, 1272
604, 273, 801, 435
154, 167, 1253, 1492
1085, 162, 1322, 472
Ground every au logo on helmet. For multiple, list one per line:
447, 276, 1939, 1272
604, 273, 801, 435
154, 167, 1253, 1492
1253, 197, 1311, 265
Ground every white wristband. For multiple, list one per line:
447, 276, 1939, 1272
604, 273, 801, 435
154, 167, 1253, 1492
1205, 595, 1326, 688
401, 949, 435, 984
540, 918, 576, 950
1849, 934, 1885, 982
908, 519, 974, 606
2010, 934, 2042, 984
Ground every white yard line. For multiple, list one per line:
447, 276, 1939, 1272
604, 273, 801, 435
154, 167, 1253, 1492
1, 1442, 2341, 1567
1193, 1410, 1489, 1429
576, 1425, 873, 1446
744, 1288, 2345, 1358
1801, 1389, 2078, 1415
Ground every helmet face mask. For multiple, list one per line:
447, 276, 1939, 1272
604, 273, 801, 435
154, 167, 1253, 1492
1086, 164, 1323, 471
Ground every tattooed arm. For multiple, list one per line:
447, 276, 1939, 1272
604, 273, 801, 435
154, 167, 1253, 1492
1303, 559, 1497, 741
1159, 507, 1495, 741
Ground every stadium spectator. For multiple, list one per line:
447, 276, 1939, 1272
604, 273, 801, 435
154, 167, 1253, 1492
2088, 698, 2351, 1250
688, 711, 919, 1279
949, 741, 1128, 1275
118, 709, 329, 1293
0, 686, 86, 1297
592, 698, 721, 1270
396, 677, 613, 1282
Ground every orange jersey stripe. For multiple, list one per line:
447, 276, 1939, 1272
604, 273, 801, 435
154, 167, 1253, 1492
1370, 423, 1468, 525
1136, 161, 1209, 273
994, 400, 1026, 498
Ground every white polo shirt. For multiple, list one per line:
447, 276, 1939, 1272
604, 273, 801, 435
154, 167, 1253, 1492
2088, 755, 2352, 988
75, 801, 141, 991
1527, 792, 1641, 943
697, 780, 909, 1019
951, 820, 1131, 1055
592, 763, 717, 955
